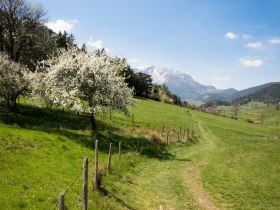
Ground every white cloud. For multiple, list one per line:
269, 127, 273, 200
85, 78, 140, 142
224, 32, 238, 40
212, 76, 231, 81
242, 34, 252, 39
87, 37, 103, 49
245, 41, 263, 49
86, 38, 112, 53
45, 19, 77, 33
239, 58, 263, 67
269, 37, 280, 44
129, 58, 139, 64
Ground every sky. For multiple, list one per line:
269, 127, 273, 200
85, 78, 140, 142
34, 0, 280, 90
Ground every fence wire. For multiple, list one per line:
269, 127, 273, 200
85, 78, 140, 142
52, 165, 84, 210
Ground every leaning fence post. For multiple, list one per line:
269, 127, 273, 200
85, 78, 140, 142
107, 143, 112, 172
118, 142, 122, 160
94, 140, 98, 189
82, 157, 88, 210
58, 192, 65, 210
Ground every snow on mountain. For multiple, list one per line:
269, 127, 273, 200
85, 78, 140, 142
134, 65, 237, 102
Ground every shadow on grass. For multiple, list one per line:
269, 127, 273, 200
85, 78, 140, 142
0, 104, 174, 160
99, 187, 137, 210
97, 131, 174, 160
0, 104, 89, 130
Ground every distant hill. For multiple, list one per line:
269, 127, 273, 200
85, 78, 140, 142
231, 82, 280, 100
236, 83, 280, 104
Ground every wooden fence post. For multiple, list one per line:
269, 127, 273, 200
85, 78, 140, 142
82, 157, 88, 210
162, 123, 165, 133
94, 140, 98, 189
107, 143, 112, 172
166, 132, 169, 144
58, 192, 65, 210
178, 131, 180, 141
118, 142, 122, 161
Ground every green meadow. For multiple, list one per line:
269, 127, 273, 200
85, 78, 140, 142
0, 98, 280, 209
218, 101, 280, 125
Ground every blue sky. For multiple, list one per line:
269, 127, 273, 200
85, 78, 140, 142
37, 0, 280, 90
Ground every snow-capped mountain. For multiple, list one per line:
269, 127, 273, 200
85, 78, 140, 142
134, 65, 237, 102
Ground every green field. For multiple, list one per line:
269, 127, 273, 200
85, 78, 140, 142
0, 98, 280, 209
218, 101, 280, 125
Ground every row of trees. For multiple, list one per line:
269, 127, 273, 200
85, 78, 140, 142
0, 0, 183, 134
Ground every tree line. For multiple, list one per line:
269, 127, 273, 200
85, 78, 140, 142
122, 67, 183, 106
0, 0, 183, 134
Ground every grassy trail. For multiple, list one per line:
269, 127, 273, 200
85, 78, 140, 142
184, 115, 219, 210
109, 112, 222, 209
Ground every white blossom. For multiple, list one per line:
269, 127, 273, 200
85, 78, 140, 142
0, 53, 29, 113
32, 48, 134, 131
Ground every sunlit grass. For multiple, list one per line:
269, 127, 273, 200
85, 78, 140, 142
0, 98, 280, 209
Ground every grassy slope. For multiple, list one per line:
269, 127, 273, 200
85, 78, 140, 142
0, 98, 280, 209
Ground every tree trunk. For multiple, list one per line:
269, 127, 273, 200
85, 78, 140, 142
89, 112, 97, 135
7, 100, 18, 115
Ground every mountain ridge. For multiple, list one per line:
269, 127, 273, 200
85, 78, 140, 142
134, 65, 238, 102
134, 65, 280, 104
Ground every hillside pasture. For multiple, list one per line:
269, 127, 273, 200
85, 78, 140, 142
0, 98, 279, 209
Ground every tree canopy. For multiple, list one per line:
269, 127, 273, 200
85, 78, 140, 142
0, 0, 51, 68
0, 52, 29, 114
30, 48, 134, 133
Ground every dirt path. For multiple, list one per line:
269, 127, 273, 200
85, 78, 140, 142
182, 119, 220, 210
110, 114, 222, 209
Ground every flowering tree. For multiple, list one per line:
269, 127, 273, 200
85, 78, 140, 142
0, 53, 29, 114
28, 70, 53, 109
35, 48, 134, 133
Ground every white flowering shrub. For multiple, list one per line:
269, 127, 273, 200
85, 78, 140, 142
36, 48, 134, 132
0, 53, 29, 114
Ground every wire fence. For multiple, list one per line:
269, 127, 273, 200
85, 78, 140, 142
53, 121, 198, 209
53, 165, 85, 210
